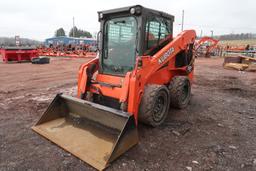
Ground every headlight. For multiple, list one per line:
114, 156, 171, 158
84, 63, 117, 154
130, 8, 136, 14
130, 6, 142, 15
99, 13, 103, 19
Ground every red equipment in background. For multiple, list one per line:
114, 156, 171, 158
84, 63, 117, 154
195, 36, 219, 57
0, 47, 38, 63
37, 44, 97, 58
225, 45, 248, 52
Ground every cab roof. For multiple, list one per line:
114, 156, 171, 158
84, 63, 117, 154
98, 5, 175, 21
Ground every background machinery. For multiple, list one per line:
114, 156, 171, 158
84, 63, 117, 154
195, 36, 219, 57
32, 5, 196, 170
0, 47, 38, 63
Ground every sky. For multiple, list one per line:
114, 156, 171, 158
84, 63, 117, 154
0, 0, 255, 41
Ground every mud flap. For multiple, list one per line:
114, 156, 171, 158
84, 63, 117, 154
32, 94, 138, 170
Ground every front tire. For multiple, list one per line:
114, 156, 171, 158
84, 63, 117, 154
139, 85, 170, 127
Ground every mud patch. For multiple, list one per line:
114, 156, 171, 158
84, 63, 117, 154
195, 75, 256, 98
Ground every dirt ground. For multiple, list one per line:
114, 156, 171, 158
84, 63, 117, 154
0, 57, 256, 171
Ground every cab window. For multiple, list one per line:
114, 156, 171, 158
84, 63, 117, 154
144, 16, 172, 55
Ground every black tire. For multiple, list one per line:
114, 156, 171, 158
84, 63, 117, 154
169, 76, 191, 109
139, 85, 170, 127
31, 57, 50, 64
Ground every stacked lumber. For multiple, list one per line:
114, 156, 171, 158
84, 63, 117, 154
223, 56, 256, 72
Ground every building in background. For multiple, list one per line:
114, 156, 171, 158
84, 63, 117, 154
44, 36, 96, 46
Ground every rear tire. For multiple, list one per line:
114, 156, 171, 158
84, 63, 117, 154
169, 76, 191, 109
139, 85, 170, 127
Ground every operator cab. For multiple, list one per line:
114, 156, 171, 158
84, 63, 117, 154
98, 5, 174, 75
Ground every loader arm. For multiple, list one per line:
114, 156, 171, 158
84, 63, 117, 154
137, 30, 196, 85
150, 30, 196, 74
77, 57, 99, 97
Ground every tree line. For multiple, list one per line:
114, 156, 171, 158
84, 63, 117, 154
55, 27, 92, 38
0, 37, 41, 47
215, 33, 256, 41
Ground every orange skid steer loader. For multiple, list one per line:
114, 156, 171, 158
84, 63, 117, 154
32, 5, 196, 170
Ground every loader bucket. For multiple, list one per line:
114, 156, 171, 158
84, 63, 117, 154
32, 94, 138, 170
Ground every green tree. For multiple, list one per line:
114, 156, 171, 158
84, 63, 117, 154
69, 27, 92, 38
55, 28, 66, 37
78, 29, 92, 38
69, 26, 79, 37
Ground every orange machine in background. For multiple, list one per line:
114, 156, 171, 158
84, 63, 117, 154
195, 36, 219, 57
37, 44, 97, 58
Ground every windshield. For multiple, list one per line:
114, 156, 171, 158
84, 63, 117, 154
102, 16, 137, 75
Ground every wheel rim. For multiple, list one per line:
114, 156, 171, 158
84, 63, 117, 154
153, 92, 167, 122
181, 81, 190, 102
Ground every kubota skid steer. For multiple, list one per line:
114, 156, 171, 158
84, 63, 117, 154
32, 5, 196, 170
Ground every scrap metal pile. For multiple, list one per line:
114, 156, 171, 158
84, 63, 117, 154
37, 44, 97, 58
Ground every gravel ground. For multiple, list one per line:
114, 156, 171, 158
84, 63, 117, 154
0, 57, 256, 171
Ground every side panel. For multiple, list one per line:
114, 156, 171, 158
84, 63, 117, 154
147, 67, 172, 85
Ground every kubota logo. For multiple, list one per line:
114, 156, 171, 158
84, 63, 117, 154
158, 47, 174, 64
